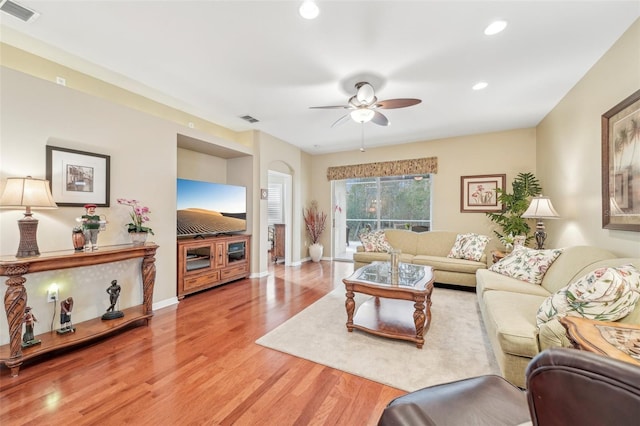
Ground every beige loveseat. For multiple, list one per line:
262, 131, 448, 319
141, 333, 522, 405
353, 230, 499, 287
476, 245, 640, 388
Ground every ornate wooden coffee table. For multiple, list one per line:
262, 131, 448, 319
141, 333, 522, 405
560, 316, 640, 366
342, 262, 434, 348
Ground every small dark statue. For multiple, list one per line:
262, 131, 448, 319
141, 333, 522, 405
22, 307, 41, 348
57, 297, 75, 334
102, 280, 124, 320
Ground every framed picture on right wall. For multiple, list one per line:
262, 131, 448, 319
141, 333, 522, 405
601, 89, 640, 232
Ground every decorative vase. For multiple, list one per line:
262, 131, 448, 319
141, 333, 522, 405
129, 231, 148, 245
72, 231, 85, 251
309, 243, 323, 262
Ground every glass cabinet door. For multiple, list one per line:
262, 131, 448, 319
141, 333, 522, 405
185, 246, 211, 272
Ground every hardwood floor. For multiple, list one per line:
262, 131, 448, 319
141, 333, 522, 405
0, 261, 405, 425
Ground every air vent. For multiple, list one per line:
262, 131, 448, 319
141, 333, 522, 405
0, 0, 39, 22
240, 115, 259, 124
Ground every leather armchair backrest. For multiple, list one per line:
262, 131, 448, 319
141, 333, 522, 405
526, 347, 640, 426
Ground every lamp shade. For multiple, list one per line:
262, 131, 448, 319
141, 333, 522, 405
521, 196, 559, 219
0, 176, 58, 209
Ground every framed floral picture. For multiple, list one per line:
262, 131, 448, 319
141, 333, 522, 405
460, 174, 506, 213
602, 89, 640, 231
46, 145, 111, 207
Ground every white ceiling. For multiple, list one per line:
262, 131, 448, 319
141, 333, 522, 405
1, 1, 639, 154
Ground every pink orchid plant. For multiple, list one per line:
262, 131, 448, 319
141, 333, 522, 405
117, 198, 154, 235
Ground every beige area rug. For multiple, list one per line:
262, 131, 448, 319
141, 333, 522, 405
256, 287, 499, 392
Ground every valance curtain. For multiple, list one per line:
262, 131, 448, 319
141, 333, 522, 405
326, 157, 438, 181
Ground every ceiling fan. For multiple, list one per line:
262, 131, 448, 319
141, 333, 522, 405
310, 82, 421, 127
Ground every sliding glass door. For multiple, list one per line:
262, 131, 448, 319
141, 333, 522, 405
333, 174, 432, 261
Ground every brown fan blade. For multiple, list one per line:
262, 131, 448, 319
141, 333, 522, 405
309, 105, 352, 109
375, 98, 422, 109
331, 113, 352, 128
371, 111, 389, 126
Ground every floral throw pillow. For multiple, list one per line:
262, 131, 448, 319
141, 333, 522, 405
537, 264, 640, 326
447, 233, 490, 262
359, 230, 392, 253
489, 247, 563, 285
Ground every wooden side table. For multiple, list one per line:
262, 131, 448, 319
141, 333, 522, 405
491, 250, 506, 264
560, 316, 640, 366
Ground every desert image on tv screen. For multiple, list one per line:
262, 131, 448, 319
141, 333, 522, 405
177, 179, 246, 236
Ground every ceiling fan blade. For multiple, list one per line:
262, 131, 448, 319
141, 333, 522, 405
375, 98, 422, 109
331, 113, 352, 128
310, 105, 352, 109
372, 111, 389, 126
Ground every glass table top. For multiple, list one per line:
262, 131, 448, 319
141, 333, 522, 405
596, 324, 640, 361
355, 261, 428, 288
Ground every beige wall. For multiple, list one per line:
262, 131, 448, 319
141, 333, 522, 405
177, 148, 228, 182
257, 131, 311, 268
0, 67, 178, 344
310, 129, 537, 256
537, 19, 640, 257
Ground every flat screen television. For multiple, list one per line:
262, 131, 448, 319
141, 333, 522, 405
177, 178, 247, 237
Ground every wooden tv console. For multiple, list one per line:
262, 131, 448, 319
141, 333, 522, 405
0, 243, 158, 376
177, 234, 251, 299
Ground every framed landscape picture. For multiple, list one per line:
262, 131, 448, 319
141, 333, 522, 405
46, 145, 111, 207
460, 174, 506, 213
602, 89, 640, 231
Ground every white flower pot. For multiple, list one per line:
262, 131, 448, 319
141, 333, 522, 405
309, 243, 323, 262
129, 231, 148, 245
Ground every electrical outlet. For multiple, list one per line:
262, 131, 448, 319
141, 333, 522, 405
47, 288, 59, 303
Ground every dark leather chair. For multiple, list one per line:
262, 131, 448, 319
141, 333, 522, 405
378, 347, 640, 426
526, 347, 640, 426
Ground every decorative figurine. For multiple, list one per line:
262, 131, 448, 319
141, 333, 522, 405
102, 280, 124, 320
72, 227, 85, 251
57, 297, 75, 334
22, 307, 41, 348
78, 204, 106, 250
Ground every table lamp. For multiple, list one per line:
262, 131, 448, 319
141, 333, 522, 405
521, 195, 559, 250
0, 176, 58, 257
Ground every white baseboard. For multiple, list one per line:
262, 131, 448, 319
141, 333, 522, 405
153, 297, 179, 311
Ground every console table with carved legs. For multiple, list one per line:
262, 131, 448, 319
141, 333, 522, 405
0, 243, 158, 376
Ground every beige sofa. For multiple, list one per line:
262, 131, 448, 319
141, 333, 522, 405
476, 245, 640, 388
353, 230, 499, 287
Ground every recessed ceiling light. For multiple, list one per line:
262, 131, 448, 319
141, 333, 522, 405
299, 0, 319, 20
472, 81, 488, 91
484, 20, 507, 36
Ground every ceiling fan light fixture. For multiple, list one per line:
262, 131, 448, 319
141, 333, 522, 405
299, 0, 319, 20
484, 20, 508, 35
350, 108, 375, 123
355, 82, 375, 104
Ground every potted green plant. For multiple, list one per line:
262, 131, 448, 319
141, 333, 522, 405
486, 172, 542, 247
303, 200, 327, 262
